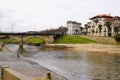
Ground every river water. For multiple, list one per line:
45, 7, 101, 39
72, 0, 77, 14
6, 44, 120, 80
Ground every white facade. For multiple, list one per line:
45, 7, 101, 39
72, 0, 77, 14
87, 14, 120, 37
67, 21, 81, 35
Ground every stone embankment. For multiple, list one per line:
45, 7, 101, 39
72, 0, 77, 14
80, 36, 117, 45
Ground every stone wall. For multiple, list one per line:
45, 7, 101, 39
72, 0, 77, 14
81, 36, 117, 45
1, 67, 50, 80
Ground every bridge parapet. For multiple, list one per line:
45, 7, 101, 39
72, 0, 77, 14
0, 33, 56, 44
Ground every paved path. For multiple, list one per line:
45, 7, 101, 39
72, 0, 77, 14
0, 51, 67, 80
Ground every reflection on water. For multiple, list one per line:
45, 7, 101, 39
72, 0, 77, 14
17, 46, 26, 54
6, 44, 120, 80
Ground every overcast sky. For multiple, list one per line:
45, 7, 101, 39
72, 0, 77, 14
0, 0, 120, 32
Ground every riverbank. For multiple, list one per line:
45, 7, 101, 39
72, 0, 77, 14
43, 44, 120, 55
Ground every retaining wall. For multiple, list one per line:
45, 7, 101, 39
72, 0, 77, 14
1, 67, 50, 80
81, 36, 117, 45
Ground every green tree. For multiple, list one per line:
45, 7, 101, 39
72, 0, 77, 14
85, 24, 88, 35
94, 18, 99, 24
105, 21, 112, 28
92, 29, 94, 36
104, 21, 112, 37
79, 26, 83, 34
114, 34, 120, 45
114, 27, 119, 35
76, 29, 78, 35
98, 24, 102, 36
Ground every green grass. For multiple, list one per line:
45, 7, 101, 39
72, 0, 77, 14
24, 37, 45, 44
53, 35, 97, 44
0, 38, 18, 43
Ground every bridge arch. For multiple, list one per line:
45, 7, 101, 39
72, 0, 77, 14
24, 35, 54, 43
8, 36, 20, 41
0, 34, 55, 44
24, 36, 46, 44
0, 35, 20, 42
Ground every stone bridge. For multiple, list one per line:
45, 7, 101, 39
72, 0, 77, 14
0, 34, 54, 42
0, 32, 59, 47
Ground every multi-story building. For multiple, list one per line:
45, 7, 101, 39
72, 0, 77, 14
67, 21, 82, 35
87, 14, 120, 37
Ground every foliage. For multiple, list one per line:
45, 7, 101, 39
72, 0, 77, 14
24, 37, 45, 44
98, 24, 102, 34
98, 24, 102, 30
94, 18, 99, 24
53, 35, 97, 44
92, 29, 94, 36
114, 27, 119, 34
84, 24, 88, 35
114, 34, 120, 45
85, 24, 88, 27
104, 21, 112, 28
76, 29, 78, 34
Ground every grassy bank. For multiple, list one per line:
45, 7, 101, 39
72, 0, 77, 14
24, 37, 45, 45
0, 38, 18, 43
53, 35, 97, 44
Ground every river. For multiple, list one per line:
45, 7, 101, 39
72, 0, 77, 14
6, 44, 120, 80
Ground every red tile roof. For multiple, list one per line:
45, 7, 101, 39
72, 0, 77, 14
90, 14, 113, 20
104, 18, 114, 21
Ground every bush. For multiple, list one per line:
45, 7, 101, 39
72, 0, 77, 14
114, 34, 120, 45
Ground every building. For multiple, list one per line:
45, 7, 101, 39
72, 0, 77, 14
87, 14, 120, 37
113, 16, 120, 34
67, 21, 82, 35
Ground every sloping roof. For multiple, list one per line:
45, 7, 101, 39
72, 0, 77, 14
90, 14, 113, 20
104, 18, 114, 21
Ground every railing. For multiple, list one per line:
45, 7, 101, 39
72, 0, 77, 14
1, 66, 51, 80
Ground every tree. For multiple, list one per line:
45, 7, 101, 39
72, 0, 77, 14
105, 21, 112, 28
114, 34, 120, 45
76, 29, 78, 35
94, 18, 99, 24
114, 27, 119, 35
79, 26, 83, 34
104, 21, 112, 37
92, 29, 94, 36
85, 24, 88, 35
98, 24, 102, 36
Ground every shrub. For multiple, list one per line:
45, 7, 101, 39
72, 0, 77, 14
114, 34, 120, 45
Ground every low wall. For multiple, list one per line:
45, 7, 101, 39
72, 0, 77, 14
81, 36, 117, 45
1, 66, 50, 80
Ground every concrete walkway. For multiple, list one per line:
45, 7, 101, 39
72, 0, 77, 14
0, 51, 67, 80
